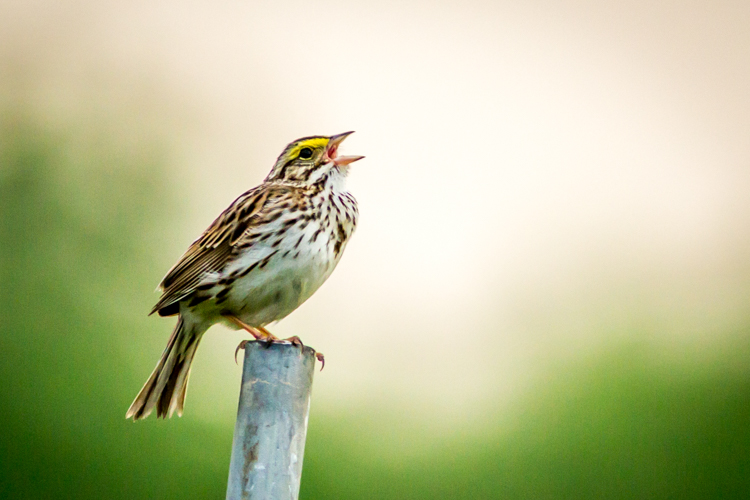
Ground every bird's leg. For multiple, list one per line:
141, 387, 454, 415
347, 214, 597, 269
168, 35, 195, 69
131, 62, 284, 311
232, 321, 325, 370
226, 315, 278, 363
257, 327, 308, 351
256, 326, 281, 342
226, 315, 276, 340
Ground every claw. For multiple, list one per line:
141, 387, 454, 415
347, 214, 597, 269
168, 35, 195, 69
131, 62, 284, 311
316, 352, 325, 370
283, 335, 304, 348
234, 340, 250, 364
226, 316, 324, 370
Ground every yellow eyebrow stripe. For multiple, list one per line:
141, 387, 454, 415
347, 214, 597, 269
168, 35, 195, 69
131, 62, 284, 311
288, 138, 329, 158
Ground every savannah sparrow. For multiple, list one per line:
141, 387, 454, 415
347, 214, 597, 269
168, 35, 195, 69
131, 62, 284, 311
126, 132, 363, 421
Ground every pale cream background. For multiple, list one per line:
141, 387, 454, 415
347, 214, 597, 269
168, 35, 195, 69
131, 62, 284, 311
3, 0, 749, 431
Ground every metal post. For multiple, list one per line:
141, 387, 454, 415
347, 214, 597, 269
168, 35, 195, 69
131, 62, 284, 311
226, 341, 316, 500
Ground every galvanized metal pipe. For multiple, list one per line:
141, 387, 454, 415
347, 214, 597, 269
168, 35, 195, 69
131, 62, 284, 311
226, 341, 316, 500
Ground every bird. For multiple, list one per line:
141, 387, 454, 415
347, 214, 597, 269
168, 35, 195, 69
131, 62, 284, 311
126, 132, 363, 421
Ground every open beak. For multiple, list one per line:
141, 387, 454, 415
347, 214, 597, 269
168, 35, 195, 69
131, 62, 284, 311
327, 131, 364, 167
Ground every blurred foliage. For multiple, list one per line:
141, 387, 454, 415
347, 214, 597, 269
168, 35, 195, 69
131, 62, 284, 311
303, 339, 750, 499
0, 115, 231, 498
1, 114, 748, 499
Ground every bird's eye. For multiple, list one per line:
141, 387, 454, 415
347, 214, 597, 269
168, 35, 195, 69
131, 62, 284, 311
299, 147, 313, 159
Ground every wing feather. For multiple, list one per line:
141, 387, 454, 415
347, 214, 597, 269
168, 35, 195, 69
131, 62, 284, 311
150, 185, 275, 315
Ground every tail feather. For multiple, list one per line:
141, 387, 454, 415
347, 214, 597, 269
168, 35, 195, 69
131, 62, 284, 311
126, 317, 204, 420
170, 338, 200, 416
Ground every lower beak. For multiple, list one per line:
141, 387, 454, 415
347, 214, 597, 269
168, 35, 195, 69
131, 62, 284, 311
334, 155, 365, 167
327, 131, 365, 166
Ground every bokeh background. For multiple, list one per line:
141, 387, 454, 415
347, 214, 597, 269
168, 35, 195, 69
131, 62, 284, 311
2, 0, 749, 498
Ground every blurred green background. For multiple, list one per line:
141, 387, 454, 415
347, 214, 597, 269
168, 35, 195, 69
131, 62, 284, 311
2, 108, 749, 499
2, 1, 750, 498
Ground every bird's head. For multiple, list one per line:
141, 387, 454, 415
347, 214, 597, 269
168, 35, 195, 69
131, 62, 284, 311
265, 131, 364, 185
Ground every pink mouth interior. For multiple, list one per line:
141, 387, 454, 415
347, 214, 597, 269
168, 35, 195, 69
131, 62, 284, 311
328, 145, 338, 160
